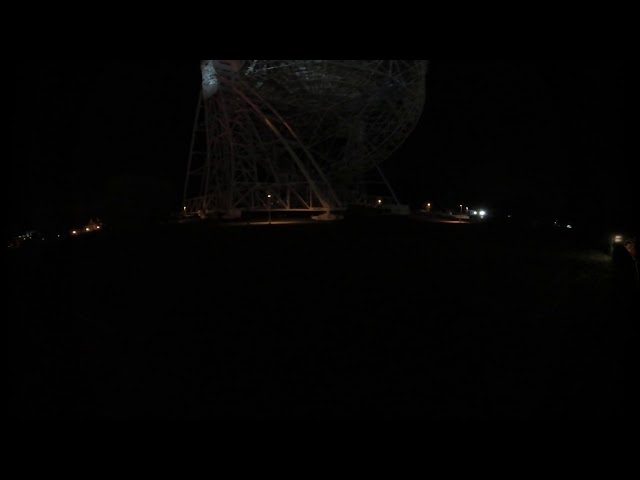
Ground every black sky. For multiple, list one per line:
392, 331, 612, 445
11, 60, 628, 233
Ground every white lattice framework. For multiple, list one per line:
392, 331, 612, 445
183, 60, 428, 219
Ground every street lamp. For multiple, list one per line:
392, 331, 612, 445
267, 194, 272, 224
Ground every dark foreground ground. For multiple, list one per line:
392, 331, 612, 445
7, 216, 634, 419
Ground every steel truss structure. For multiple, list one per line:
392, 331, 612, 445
183, 60, 428, 220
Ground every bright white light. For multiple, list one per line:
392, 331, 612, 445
72, 231, 77, 235
566, 225, 572, 229
378, 199, 383, 205
86, 228, 91, 232
614, 235, 623, 243
479, 210, 487, 217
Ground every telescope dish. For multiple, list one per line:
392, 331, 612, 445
184, 60, 428, 220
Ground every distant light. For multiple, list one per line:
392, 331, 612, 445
614, 235, 624, 243
378, 199, 383, 205
566, 225, 572, 229
86, 227, 91, 232
479, 210, 487, 217
97, 226, 101, 230
72, 231, 77, 235
267, 194, 272, 198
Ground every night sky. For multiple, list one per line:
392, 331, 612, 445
11, 60, 628, 234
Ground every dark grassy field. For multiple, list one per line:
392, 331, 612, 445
7, 216, 632, 419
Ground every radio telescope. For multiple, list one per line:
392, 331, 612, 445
183, 60, 428, 220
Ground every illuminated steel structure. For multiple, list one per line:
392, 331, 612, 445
183, 60, 428, 220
